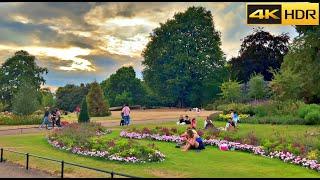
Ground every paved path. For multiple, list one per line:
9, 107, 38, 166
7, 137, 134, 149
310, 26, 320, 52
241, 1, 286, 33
0, 161, 53, 178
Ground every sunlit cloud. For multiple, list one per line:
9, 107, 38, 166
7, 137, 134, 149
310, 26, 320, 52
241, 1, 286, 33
0, 45, 94, 71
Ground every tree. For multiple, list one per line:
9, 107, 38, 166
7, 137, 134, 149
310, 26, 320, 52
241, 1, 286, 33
101, 66, 145, 107
142, 6, 226, 107
272, 25, 320, 103
12, 79, 41, 115
78, 97, 90, 123
270, 68, 302, 101
228, 28, 290, 82
86, 81, 110, 117
0, 50, 48, 108
248, 74, 267, 100
219, 80, 241, 103
114, 91, 133, 106
40, 88, 55, 108
55, 83, 91, 112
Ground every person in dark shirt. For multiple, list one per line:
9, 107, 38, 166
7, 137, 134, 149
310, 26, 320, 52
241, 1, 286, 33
39, 108, 50, 129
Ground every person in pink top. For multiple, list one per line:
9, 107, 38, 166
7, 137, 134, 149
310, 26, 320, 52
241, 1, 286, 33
121, 104, 131, 125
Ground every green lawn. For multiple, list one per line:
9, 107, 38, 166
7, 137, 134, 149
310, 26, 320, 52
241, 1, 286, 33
0, 121, 319, 178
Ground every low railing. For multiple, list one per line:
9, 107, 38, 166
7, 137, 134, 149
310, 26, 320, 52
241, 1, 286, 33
0, 148, 140, 178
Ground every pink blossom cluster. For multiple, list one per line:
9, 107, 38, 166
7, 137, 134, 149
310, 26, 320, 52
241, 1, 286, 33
95, 130, 111, 136
120, 130, 320, 172
47, 138, 166, 163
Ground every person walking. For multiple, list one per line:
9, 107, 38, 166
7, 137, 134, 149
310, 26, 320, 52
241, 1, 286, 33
39, 107, 50, 129
55, 108, 61, 127
121, 104, 131, 126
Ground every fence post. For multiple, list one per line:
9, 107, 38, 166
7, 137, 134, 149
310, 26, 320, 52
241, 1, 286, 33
0, 148, 3, 162
61, 160, 64, 178
111, 171, 114, 178
26, 153, 29, 170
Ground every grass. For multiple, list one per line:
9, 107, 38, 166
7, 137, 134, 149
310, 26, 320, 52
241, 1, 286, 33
0, 121, 319, 177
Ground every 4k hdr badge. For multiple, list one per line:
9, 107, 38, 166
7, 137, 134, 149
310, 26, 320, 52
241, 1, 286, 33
247, 3, 319, 25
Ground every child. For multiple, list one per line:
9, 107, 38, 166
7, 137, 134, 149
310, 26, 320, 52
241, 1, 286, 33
225, 118, 236, 131
120, 112, 125, 126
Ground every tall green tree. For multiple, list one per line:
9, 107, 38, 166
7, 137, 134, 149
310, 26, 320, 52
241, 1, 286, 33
55, 83, 91, 112
40, 88, 55, 108
0, 50, 47, 108
219, 80, 241, 103
248, 74, 267, 100
228, 28, 290, 82
87, 81, 110, 117
272, 25, 320, 103
142, 6, 226, 107
101, 66, 145, 107
78, 97, 90, 123
12, 79, 41, 115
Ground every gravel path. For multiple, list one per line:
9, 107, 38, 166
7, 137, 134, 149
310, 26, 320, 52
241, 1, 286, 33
0, 118, 179, 136
0, 161, 53, 178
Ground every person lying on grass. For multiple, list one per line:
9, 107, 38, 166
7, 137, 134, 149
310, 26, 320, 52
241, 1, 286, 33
180, 129, 205, 151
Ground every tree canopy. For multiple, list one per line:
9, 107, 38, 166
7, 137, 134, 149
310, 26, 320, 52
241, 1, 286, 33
142, 6, 227, 107
0, 50, 47, 109
101, 66, 145, 107
228, 28, 290, 82
55, 83, 91, 112
86, 81, 110, 117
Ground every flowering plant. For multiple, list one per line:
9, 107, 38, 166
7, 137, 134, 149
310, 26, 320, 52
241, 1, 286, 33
120, 130, 320, 172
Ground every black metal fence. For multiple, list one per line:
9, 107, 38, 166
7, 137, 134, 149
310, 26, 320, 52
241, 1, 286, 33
0, 148, 140, 178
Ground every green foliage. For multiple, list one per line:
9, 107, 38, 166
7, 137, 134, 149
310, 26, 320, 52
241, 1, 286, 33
0, 114, 42, 125
55, 83, 91, 112
12, 80, 41, 115
0, 102, 7, 112
86, 82, 110, 117
0, 50, 47, 108
298, 104, 320, 125
114, 91, 133, 106
219, 80, 242, 103
142, 6, 227, 107
228, 28, 290, 82
78, 97, 90, 123
275, 25, 320, 103
40, 88, 55, 108
248, 74, 267, 100
101, 66, 145, 107
270, 68, 302, 101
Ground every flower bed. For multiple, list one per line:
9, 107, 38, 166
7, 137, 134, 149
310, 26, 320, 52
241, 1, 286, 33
0, 113, 42, 125
120, 130, 320, 172
48, 123, 165, 163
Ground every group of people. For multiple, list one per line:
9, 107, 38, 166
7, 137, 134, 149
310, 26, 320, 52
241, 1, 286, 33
39, 107, 62, 129
176, 110, 240, 152
120, 104, 131, 126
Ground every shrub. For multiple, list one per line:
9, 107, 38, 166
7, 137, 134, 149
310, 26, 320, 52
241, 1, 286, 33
78, 97, 90, 123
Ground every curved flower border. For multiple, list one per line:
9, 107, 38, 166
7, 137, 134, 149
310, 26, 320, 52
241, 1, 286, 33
47, 130, 166, 163
120, 131, 320, 172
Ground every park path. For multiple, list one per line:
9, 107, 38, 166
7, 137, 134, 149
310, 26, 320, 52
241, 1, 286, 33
0, 117, 179, 136
0, 161, 53, 178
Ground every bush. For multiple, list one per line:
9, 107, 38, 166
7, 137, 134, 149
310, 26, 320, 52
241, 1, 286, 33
298, 104, 320, 125
78, 97, 90, 123
0, 114, 42, 125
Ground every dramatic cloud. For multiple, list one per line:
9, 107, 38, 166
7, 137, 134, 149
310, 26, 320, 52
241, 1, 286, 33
0, 2, 298, 91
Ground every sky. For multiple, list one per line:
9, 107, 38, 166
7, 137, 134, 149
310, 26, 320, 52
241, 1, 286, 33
0, 2, 299, 92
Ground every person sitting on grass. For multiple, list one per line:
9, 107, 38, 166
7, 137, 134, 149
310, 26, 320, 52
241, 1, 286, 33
204, 116, 214, 129
190, 117, 196, 129
184, 115, 191, 124
225, 118, 236, 131
177, 115, 186, 125
181, 129, 205, 151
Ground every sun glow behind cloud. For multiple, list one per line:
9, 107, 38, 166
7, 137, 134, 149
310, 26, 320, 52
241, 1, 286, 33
0, 45, 94, 71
